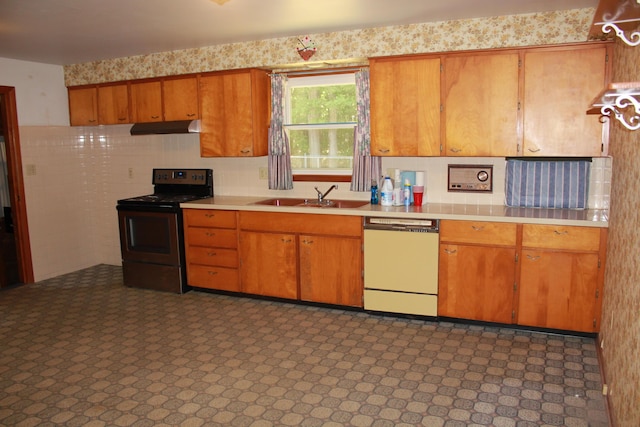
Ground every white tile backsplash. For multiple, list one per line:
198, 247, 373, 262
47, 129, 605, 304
18, 125, 611, 280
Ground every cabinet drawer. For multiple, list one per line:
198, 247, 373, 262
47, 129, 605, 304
522, 225, 601, 251
187, 246, 237, 268
440, 221, 517, 246
184, 209, 237, 228
185, 227, 237, 248
187, 265, 240, 292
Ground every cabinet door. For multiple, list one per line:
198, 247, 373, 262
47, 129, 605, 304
163, 76, 199, 121
200, 70, 268, 157
131, 81, 163, 123
444, 53, 519, 156
299, 235, 362, 307
68, 87, 98, 126
370, 56, 441, 156
523, 46, 608, 156
239, 231, 297, 299
98, 83, 130, 125
518, 250, 599, 332
438, 244, 516, 323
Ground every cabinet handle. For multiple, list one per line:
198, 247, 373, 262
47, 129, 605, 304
377, 148, 390, 154
88, 119, 97, 123
205, 231, 215, 237
151, 115, 160, 119
186, 113, 196, 117
449, 147, 462, 153
240, 148, 251, 154
527, 147, 541, 153
205, 213, 215, 218
444, 248, 457, 254
207, 252, 217, 256
471, 225, 485, 231
526, 255, 541, 261
281, 238, 292, 243
208, 271, 218, 276
302, 239, 314, 244
118, 117, 127, 121
553, 230, 568, 235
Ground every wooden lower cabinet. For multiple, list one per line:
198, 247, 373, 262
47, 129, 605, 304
517, 225, 606, 333
438, 221, 518, 323
183, 209, 240, 292
238, 211, 363, 307
299, 234, 362, 307
239, 231, 298, 299
439, 244, 516, 323
439, 220, 607, 333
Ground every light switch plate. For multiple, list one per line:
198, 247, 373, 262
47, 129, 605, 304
448, 164, 493, 192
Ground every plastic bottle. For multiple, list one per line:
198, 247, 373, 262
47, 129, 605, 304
392, 169, 403, 206
370, 180, 379, 205
403, 179, 411, 207
380, 176, 393, 206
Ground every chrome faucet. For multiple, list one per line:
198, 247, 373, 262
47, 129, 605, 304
315, 185, 338, 204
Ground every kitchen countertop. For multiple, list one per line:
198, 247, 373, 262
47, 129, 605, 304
181, 196, 609, 228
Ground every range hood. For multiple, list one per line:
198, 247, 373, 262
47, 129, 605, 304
130, 120, 201, 135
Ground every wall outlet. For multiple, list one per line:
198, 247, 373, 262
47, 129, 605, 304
25, 164, 37, 176
259, 167, 268, 180
128, 167, 134, 179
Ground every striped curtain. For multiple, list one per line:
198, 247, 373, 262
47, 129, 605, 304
505, 159, 590, 209
350, 69, 381, 192
267, 74, 293, 190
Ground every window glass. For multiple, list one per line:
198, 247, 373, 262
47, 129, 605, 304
285, 74, 356, 174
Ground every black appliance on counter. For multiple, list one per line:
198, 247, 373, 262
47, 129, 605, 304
116, 168, 213, 293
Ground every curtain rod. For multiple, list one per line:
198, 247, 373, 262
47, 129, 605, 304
270, 65, 368, 77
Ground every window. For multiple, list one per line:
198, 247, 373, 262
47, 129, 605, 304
284, 73, 357, 176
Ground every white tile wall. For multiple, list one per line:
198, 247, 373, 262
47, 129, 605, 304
18, 125, 612, 281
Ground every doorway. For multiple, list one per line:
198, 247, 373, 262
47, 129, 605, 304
0, 87, 34, 287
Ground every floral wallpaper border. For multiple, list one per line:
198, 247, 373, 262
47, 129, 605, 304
64, 8, 595, 86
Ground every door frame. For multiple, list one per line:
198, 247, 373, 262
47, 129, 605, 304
0, 86, 34, 284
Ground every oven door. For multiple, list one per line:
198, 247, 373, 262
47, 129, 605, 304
117, 207, 181, 266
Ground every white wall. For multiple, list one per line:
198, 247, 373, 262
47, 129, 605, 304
0, 57, 69, 126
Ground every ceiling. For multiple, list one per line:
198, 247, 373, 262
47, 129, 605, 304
0, 0, 598, 66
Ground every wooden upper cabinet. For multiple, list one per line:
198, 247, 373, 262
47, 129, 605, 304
370, 56, 441, 156
130, 80, 163, 123
444, 52, 520, 156
68, 87, 98, 126
200, 69, 270, 157
97, 83, 130, 125
163, 76, 199, 121
522, 44, 610, 156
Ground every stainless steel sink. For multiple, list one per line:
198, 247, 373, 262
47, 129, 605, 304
253, 198, 369, 209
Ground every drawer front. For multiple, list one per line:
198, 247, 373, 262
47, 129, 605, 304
440, 220, 517, 246
522, 225, 601, 251
186, 227, 238, 248
184, 209, 237, 228
187, 265, 240, 292
187, 246, 238, 268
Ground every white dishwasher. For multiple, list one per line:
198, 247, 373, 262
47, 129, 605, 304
363, 217, 439, 317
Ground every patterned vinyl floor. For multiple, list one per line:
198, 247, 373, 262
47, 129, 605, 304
0, 265, 609, 427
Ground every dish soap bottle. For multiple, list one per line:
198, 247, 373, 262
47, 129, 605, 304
370, 180, 379, 205
380, 176, 393, 206
403, 178, 411, 207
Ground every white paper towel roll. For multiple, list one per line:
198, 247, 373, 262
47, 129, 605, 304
415, 171, 425, 186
